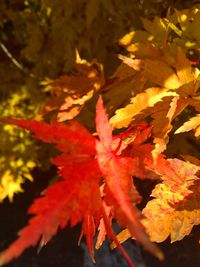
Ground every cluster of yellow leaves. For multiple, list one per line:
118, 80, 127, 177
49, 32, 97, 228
119, 6, 200, 54
109, 9, 200, 156
31, 5, 200, 160
0, 161, 35, 203
0, 90, 38, 202
0, 142, 36, 202
40, 7, 200, 160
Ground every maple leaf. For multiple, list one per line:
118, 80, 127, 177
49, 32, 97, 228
118, 54, 182, 90
111, 158, 200, 246
110, 48, 200, 157
96, 97, 163, 260
151, 96, 189, 157
102, 63, 146, 116
0, 171, 24, 202
110, 87, 177, 129
0, 118, 103, 265
0, 97, 165, 267
0, 167, 102, 264
119, 47, 199, 95
142, 159, 200, 243
120, 128, 185, 186
42, 53, 104, 121
0, 102, 148, 266
175, 114, 200, 138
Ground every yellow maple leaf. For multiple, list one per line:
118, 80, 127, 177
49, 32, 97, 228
118, 54, 182, 89
124, 42, 161, 59
119, 47, 199, 94
110, 87, 177, 129
151, 96, 189, 158
119, 30, 152, 47
142, 181, 200, 243
175, 114, 200, 137
0, 171, 23, 202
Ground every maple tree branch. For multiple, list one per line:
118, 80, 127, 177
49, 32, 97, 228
0, 42, 35, 78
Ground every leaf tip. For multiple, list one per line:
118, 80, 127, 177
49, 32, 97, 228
96, 95, 103, 108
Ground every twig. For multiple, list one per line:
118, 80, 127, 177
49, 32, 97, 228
0, 42, 35, 78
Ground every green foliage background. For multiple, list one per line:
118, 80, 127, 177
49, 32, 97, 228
0, 0, 199, 201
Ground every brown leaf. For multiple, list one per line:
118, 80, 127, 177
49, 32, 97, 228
118, 55, 181, 89
102, 63, 146, 116
42, 56, 105, 121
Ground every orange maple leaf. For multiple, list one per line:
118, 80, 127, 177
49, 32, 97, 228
112, 159, 200, 245
142, 159, 200, 242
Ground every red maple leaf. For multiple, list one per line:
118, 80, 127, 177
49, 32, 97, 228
0, 97, 163, 267
0, 119, 103, 264
95, 97, 162, 260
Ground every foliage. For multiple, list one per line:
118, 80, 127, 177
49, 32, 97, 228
0, 2, 200, 267
0, 0, 199, 201
0, 88, 38, 201
0, 0, 175, 202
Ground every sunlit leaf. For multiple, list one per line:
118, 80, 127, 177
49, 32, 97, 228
0, 171, 23, 202
110, 87, 177, 129
112, 159, 200, 245
142, 159, 200, 242
175, 114, 200, 137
